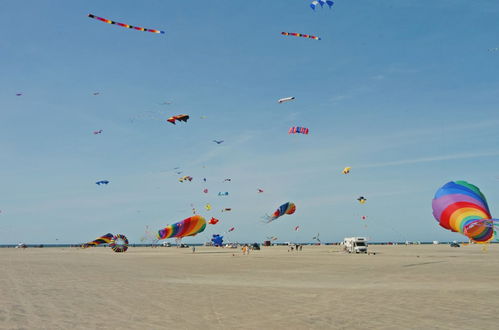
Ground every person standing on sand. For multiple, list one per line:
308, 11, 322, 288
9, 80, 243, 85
192, 246, 196, 253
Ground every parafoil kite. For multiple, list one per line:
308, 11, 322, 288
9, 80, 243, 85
179, 176, 193, 182
96, 180, 110, 185
432, 181, 498, 243
157, 215, 207, 240
357, 197, 367, 204
167, 114, 189, 124
281, 32, 321, 41
93, 129, 103, 135
278, 97, 295, 103
288, 127, 309, 135
209, 217, 219, 225
310, 0, 334, 10
87, 14, 165, 34
213, 140, 224, 144
82, 233, 113, 247
343, 167, 351, 174
263, 202, 296, 223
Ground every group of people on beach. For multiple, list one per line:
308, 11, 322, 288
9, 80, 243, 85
288, 244, 303, 252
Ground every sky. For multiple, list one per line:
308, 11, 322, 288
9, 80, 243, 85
1, 0, 499, 244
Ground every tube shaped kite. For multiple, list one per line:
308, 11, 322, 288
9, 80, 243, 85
82, 233, 113, 248
157, 215, 206, 240
88, 14, 165, 34
281, 32, 321, 41
263, 202, 296, 223
432, 181, 497, 243
278, 97, 295, 103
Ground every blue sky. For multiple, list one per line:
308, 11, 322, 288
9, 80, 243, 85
1, 0, 499, 244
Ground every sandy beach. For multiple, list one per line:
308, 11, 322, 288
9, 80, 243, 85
1, 244, 498, 329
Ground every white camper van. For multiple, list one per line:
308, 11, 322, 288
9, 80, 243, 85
343, 237, 368, 253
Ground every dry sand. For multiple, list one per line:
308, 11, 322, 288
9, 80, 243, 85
1, 244, 498, 329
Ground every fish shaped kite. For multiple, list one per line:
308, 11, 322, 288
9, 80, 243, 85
278, 97, 295, 104
87, 14, 165, 34
281, 32, 321, 41
263, 202, 296, 223
96, 180, 110, 185
167, 114, 189, 124
209, 217, 219, 225
289, 127, 309, 135
157, 215, 207, 240
432, 181, 498, 243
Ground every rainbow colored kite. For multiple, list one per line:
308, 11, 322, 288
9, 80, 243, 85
281, 32, 321, 40
157, 215, 206, 240
263, 202, 296, 223
289, 127, 309, 135
432, 181, 498, 243
82, 233, 113, 248
88, 14, 165, 34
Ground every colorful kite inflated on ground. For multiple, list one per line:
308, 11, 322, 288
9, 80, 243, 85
87, 14, 165, 34
83, 233, 113, 247
343, 167, 351, 174
432, 181, 498, 243
96, 180, 110, 185
179, 176, 193, 182
310, 0, 334, 10
109, 234, 129, 252
289, 127, 309, 135
357, 196, 367, 204
263, 202, 296, 223
281, 32, 321, 40
167, 114, 189, 124
157, 215, 206, 240
278, 97, 295, 104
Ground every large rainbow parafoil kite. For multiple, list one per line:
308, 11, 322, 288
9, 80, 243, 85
432, 181, 498, 243
263, 202, 296, 223
157, 215, 206, 240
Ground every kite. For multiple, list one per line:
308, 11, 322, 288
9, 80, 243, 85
343, 167, 351, 174
109, 234, 129, 252
432, 181, 498, 243
93, 92, 100, 96
82, 233, 113, 248
209, 217, 219, 225
263, 202, 296, 223
357, 197, 367, 204
288, 127, 309, 135
218, 192, 229, 196
176, 171, 183, 175
310, 0, 334, 10
160, 101, 172, 105
313, 233, 321, 243
258, 189, 264, 193
222, 208, 232, 212
96, 180, 110, 185
278, 97, 295, 104
203, 178, 207, 182
361, 216, 367, 220
205, 203, 212, 211
213, 140, 224, 144
228, 227, 235, 232
93, 129, 103, 135
157, 215, 207, 240
281, 32, 321, 41
488, 48, 499, 52
203, 188, 208, 193
167, 114, 189, 124
179, 176, 193, 182
294, 226, 300, 231
16, 93, 22, 96
87, 14, 165, 34
223, 178, 231, 182
211, 234, 223, 246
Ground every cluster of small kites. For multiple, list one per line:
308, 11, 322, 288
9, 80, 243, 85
53, 5, 499, 252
